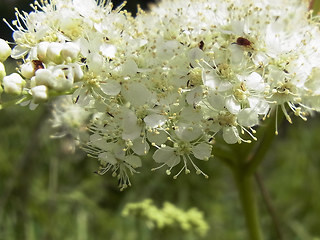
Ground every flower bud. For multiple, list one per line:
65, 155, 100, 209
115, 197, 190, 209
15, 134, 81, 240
46, 42, 63, 63
2, 73, 26, 95
20, 62, 35, 79
0, 62, 6, 81
35, 69, 55, 88
30, 76, 36, 88
51, 68, 74, 91
72, 63, 83, 81
61, 42, 80, 61
37, 42, 50, 62
0, 39, 11, 62
31, 85, 48, 103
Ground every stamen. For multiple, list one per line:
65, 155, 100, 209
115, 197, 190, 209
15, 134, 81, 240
281, 104, 292, 123
187, 155, 208, 178
241, 126, 257, 141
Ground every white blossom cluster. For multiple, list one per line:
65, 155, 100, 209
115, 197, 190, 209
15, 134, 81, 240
1, 0, 320, 190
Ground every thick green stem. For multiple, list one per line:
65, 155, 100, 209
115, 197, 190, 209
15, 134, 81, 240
220, 111, 285, 239
234, 172, 264, 240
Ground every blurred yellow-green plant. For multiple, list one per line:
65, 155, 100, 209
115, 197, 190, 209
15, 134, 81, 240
122, 199, 209, 237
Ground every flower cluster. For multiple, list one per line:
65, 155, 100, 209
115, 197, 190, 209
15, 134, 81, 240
1, 0, 320, 189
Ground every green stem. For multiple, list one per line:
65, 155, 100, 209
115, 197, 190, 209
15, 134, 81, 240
234, 171, 264, 240
244, 111, 284, 176
225, 112, 285, 239
0, 95, 31, 109
0, 88, 76, 110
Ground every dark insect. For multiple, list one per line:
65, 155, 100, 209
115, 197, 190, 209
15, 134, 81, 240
74, 95, 80, 104
107, 112, 114, 118
236, 37, 252, 47
32, 60, 44, 71
198, 40, 204, 50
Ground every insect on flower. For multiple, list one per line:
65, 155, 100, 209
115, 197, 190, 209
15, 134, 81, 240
198, 40, 204, 50
235, 37, 252, 47
32, 60, 45, 72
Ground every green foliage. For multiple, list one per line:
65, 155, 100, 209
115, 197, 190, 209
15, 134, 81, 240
312, 0, 320, 15
122, 199, 209, 237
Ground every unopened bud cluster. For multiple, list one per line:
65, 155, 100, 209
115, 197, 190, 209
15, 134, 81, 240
1, 0, 320, 189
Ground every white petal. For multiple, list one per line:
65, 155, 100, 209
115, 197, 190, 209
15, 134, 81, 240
100, 44, 116, 58
144, 114, 166, 128
175, 123, 202, 142
192, 143, 212, 160
153, 147, 180, 167
223, 126, 239, 144
124, 155, 142, 168
122, 59, 138, 76
146, 130, 168, 145
122, 110, 141, 140
122, 82, 154, 107
90, 133, 107, 150
11, 45, 29, 59
132, 138, 150, 155
217, 81, 233, 92
229, 45, 244, 65
226, 97, 241, 114
189, 48, 204, 67
207, 93, 225, 110
202, 70, 220, 89
98, 152, 117, 165
238, 108, 259, 127
100, 81, 121, 96
180, 107, 203, 122
186, 86, 203, 105
246, 72, 264, 91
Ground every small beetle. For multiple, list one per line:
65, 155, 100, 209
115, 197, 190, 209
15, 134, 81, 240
235, 37, 252, 47
32, 60, 45, 71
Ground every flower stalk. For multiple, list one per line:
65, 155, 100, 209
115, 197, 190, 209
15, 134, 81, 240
234, 172, 264, 240
225, 112, 285, 239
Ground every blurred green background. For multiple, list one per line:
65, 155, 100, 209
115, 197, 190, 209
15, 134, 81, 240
1, 1, 320, 240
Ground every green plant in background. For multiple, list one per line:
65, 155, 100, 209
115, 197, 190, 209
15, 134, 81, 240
122, 199, 209, 237
1, 0, 320, 239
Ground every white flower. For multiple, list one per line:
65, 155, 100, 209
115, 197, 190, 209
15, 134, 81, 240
0, 39, 11, 62
2, 73, 25, 95
61, 42, 80, 61
37, 42, 50, 61
31, 85, 48, 103
46, 42, 64, 63
95, 142, 142, 191
35, 65, 76, 91
21, 62, 36, 79
51, 95, 91, 139
3, 0, 320, 190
